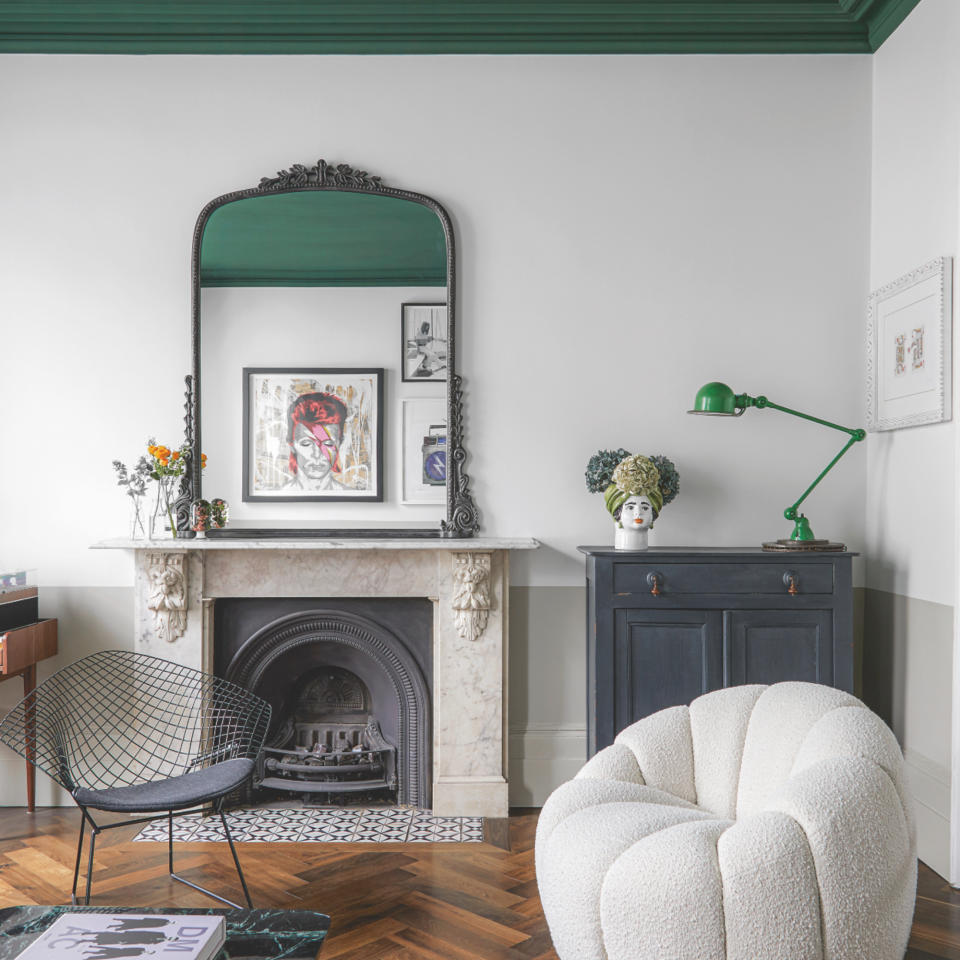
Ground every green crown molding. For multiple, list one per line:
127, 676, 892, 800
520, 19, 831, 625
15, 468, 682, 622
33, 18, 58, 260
864, 0, 924, 48
0, 0, 922, 55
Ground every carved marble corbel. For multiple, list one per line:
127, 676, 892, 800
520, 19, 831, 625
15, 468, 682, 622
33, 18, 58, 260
145, 552, 187, 643
452, 552, 491, 642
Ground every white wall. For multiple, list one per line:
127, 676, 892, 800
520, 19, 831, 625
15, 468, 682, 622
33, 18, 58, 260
866, 0, 960, 878
868, 0, 959, 605
0, 53, 872, 804
0, 54, 872, 586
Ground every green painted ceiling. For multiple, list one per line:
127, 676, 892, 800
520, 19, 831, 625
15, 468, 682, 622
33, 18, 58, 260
199, 191, 448, 287
0, 0, 921, 54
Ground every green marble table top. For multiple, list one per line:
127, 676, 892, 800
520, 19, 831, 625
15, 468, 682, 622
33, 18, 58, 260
0, 906, 329, 959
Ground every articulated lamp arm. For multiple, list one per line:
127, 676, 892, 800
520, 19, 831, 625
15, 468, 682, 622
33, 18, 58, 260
735, 394, 866, 541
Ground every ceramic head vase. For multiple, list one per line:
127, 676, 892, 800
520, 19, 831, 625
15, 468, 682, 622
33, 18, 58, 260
614, 494, 656, 550
585, 450, 679, 552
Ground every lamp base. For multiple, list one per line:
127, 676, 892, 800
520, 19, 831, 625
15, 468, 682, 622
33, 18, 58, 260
762, 539, 846, 552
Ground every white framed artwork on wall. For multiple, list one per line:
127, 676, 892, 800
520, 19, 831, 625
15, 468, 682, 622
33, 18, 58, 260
401, 398, 447, 504
866, 256, 953, 432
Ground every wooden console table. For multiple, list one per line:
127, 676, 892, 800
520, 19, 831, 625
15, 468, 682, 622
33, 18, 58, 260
579, 546, 856, 758
0, 591, 57, 811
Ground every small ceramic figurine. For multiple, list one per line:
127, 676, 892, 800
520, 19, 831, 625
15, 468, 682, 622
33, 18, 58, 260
614, 494, 655, 550
210, 498, 229, 529
190, 498, 212, 535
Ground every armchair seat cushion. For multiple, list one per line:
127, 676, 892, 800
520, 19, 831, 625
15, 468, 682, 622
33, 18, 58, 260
73, 758, 255, 812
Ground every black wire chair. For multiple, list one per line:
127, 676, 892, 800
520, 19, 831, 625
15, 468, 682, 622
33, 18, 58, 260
0, 650, 271, 908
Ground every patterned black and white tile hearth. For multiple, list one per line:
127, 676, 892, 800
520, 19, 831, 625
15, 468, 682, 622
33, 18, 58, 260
132, 807, 484, 843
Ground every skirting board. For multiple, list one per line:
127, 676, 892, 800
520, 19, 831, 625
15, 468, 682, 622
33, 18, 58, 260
509, 724, 587, 807
904, 748, 951, 880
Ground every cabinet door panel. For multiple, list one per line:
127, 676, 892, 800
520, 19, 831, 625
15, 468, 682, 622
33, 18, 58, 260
613, 609, 722, 738
724, 610, 833, 687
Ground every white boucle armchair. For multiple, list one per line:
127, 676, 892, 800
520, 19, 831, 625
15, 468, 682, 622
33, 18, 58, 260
536, 682, 916, 960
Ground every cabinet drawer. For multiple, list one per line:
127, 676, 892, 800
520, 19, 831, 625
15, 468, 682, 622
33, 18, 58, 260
0, 618, 58, 675
611, 562, 834, 597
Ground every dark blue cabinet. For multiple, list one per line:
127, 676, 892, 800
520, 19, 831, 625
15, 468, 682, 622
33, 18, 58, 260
580, 547, 856, 757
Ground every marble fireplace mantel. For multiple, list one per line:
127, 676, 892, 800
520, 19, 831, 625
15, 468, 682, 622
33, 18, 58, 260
94, 536, 538, 817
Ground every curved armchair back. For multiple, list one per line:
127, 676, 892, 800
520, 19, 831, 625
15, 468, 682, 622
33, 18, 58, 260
0, 650, 271, 793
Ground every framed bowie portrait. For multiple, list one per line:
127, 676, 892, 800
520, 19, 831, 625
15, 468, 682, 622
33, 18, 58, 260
242, 367, 384, 502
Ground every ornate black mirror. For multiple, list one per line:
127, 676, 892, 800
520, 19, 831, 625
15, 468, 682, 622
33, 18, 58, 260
182, 159, 478, 538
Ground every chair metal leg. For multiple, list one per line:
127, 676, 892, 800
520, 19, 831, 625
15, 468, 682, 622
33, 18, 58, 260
70, 808, 86, 905
168, 811, 174, 875
168, 800, 250, 909
219, 803, 253, 908
82, 814, 98, 906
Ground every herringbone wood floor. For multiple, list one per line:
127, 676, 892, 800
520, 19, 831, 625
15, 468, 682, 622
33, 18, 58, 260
0, 808, 955, 959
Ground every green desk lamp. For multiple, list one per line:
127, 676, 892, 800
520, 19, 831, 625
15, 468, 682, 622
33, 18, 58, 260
688, 381, 865, 551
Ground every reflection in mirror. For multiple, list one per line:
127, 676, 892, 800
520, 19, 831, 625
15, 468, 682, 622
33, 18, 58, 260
186, 161, 478, 538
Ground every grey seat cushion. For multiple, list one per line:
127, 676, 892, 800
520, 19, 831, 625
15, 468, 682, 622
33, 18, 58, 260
73, 758, 255, 812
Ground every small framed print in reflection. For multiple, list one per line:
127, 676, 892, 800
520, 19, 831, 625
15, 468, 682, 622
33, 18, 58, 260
401, 398, 447, 505
401, 302, 448, 382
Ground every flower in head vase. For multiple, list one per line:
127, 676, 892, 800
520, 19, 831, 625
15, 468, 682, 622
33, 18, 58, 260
585, 450, 679, 551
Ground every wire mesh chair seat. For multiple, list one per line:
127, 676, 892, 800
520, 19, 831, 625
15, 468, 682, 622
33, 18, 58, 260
0, 649, 271, 908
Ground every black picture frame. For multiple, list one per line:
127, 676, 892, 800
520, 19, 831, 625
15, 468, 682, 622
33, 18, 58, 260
241, 366, 384, 503
401, 302, 448, 383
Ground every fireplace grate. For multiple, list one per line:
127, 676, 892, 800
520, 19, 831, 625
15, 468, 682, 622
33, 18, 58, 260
255, 717, 397, 799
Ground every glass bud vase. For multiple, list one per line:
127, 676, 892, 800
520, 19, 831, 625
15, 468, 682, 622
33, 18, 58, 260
129, 493, 147, 541
150, 477, 179, 540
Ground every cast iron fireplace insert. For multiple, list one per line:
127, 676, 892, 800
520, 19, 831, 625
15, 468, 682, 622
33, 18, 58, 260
214, 597, 433, 808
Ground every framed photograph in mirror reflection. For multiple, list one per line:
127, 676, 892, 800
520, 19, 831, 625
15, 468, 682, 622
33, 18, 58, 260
401, 302, 448, 382
242, 367, 384, 502
401, 398, 447, 504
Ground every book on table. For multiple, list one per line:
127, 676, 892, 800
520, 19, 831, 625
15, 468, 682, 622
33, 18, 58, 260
13, 913, 226, 960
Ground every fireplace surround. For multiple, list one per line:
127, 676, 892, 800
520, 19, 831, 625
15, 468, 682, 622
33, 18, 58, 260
96, 536, 538, 817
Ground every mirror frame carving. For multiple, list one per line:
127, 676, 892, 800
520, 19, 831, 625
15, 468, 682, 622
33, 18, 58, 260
180, 158, 479, 539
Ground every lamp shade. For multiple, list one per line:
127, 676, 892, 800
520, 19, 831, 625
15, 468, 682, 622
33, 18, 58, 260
688, 381, 740, 416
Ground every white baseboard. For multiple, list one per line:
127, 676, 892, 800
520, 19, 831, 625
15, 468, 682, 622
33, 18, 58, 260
509, 724, 587, 806
904, 748, 950, 879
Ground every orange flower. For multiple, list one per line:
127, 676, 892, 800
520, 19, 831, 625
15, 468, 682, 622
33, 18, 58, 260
148, 445, 157, 455
159, 458, 169, 466
171, 451, 180, 461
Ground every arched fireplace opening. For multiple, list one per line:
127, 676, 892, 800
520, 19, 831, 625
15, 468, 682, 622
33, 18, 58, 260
215, 598, 432, 807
